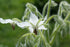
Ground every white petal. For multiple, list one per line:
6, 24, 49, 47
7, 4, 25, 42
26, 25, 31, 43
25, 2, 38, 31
38, 21, 44, 26
0, 18, 13, 24
0, 18, 3, 22
29, 27, 34, 33
29, 12, 38, 26
38, 25, 47, 30
44, 15, 47, 21
5, 19, 13, 23
16, 22, 32, 28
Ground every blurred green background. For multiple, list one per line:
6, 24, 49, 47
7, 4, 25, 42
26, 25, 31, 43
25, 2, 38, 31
0, 0, 70, 47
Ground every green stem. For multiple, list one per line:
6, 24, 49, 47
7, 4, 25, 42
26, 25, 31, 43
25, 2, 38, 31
64, 13, 70, 20
23, 11, 30, 20
50, 25, 60, 45
47, 0, 51, 19
46, 15, 55, 24
58, 6, 62, 16
64, 13, 70, 24
39, 30, 51, 47
42, 3, 48, 17
38, 15, 55, 27
16, 33, 36, 47
12, 18, 22, 23
64, 20, 70, 24
46, 29, 50, 43
37, 12, 43, 18
19, 33, 35, 40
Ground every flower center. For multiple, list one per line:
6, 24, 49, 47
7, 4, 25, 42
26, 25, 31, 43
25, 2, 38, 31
33, 28, 37, 35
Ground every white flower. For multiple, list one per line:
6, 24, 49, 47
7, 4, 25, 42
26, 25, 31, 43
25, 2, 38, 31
0, 12, 47, 33
16, 12, 47, 33
0, 18, 14, 24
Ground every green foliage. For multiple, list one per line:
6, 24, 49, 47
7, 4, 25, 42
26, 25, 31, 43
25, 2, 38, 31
0, 0, 70, 47
0, 0, 35, 47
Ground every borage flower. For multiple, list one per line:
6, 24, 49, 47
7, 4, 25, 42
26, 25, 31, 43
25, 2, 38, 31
0, 12, 47, 35
16, 12, 47, 35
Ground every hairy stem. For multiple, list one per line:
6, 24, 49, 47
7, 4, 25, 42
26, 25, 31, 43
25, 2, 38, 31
50, 24, 60, 45
47, 0, 51, 19
42, 3, 48, 17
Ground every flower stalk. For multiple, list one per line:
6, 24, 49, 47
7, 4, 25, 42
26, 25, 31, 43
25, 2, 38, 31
47, 0, 51, 19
